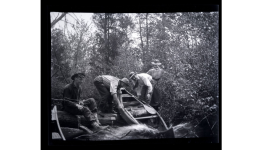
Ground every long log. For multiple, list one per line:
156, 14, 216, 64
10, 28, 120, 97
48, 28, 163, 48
57, 111, 81, 128
57, 111, 127, 128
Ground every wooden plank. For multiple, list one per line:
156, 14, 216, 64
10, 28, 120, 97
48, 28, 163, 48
122, 101, 141, 107
121, 94, 133, 97
134, 115, 158, 120
118, 88, 169, 131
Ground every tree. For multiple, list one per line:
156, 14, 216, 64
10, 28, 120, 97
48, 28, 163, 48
51, 12, 220, 132
51, 13, 67, 28
91, 13, 134, 74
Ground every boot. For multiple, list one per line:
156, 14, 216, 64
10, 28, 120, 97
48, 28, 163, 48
79, 125, 93, 134
91, 121, 108, 132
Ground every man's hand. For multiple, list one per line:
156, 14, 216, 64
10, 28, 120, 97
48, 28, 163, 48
112, 93, 123, 110
117, 104, 124, 110
146, 93, 151, 101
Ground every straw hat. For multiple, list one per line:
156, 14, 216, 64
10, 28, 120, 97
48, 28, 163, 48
151, 59, 162, 66
129, 72, 137, 79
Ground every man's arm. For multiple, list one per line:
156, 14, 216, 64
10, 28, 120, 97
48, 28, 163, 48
141, 76, 153, 102
78, 87, 84, 105
147, 69, 153, 76
141, 76, 153, 95
63, 87, 80, 103
112, 93, 123, 109
110, 82, 123, 108
63, 87, 72, 100
110, 82, 123, 109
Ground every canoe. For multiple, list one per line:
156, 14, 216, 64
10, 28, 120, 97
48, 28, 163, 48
51, 105, 89, 141
51, 105, 66, 141
50, 88, 169, 140
117, 88, 168, 131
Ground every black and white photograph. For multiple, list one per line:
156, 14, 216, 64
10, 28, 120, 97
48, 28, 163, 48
47, 6, 220, 146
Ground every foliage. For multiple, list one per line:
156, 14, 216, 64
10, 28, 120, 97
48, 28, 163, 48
51, 12, 219, 137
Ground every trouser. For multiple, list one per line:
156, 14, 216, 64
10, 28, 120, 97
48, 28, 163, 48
139, 85, 149, 103
94, 80, 114, 112
140, 84, 161, 111
150, 85, 161, 111
63, 98, 97, 124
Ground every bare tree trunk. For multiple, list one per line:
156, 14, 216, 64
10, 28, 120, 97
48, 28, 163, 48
125, 29, 129, 71
51, 13, 67, 28
138, 14, 145, 64
107, 14, 111, 74
103, 13, 108, 74
161, 13, 167, 61
146, 13, 149, 51
73, 32, 83, 73
53, 50, 69, 84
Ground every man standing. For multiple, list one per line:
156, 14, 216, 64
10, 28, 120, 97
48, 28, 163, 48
63, 73, 108, 132
93, 75, 129, 113
146, 59, 164, 111
129, 72, 153, 104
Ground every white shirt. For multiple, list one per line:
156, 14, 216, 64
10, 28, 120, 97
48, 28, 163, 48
135, 73, 153, 96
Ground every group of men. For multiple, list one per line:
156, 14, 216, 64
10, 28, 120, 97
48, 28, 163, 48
61, 59, 164, 132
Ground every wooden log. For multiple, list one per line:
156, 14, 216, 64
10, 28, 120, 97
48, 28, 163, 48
57, 111, 127, 128
60, 127, 86, 140
57, 111, 81, 128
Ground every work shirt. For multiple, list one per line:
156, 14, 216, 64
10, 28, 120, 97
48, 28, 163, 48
147, 68, 164, 108
94, 75, 120, 95
135, 73, 153, 96
63, 82, 82, 102
147, 68, 164, 82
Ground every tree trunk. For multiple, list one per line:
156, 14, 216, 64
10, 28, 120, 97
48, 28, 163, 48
146, 13, 149, 51
138, 14, 145, 64
57, 111, 126, 127
53, 50, 69, 84
107, 14, 111, 74
51, 13, 67, 28
103, 13, 108, 74
73, 32, 83, 73
124, 29, 129, 71
161, 13, 167, 61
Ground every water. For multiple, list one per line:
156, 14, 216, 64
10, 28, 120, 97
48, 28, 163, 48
72, 121, 216, 141
75, 124, 159, 141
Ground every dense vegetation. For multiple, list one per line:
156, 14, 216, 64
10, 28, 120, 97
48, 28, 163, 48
51, 12, 219, 138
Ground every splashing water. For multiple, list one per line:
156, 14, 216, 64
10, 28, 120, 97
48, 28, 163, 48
73, 121, 216, 141
76, 124, 160, 141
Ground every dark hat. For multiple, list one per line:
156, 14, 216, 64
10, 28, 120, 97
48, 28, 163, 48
151, 59, 162, 66
129, 72, 137, 79
120, 78, 129, 86
71, 73, 85, 80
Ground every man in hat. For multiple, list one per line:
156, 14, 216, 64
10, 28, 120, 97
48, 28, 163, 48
146, 59, 164, 111
129, 72, 153, 103
93, 75, 130, 113
63, 73, 108, 132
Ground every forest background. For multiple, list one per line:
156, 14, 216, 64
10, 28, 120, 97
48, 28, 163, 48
50, 12, 219, 138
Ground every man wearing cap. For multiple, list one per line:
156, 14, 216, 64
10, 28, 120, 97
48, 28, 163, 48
63, 73, 108, 132
94, 75, 130, 113
129, 72, 153, 104
146, 59, 164, 111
